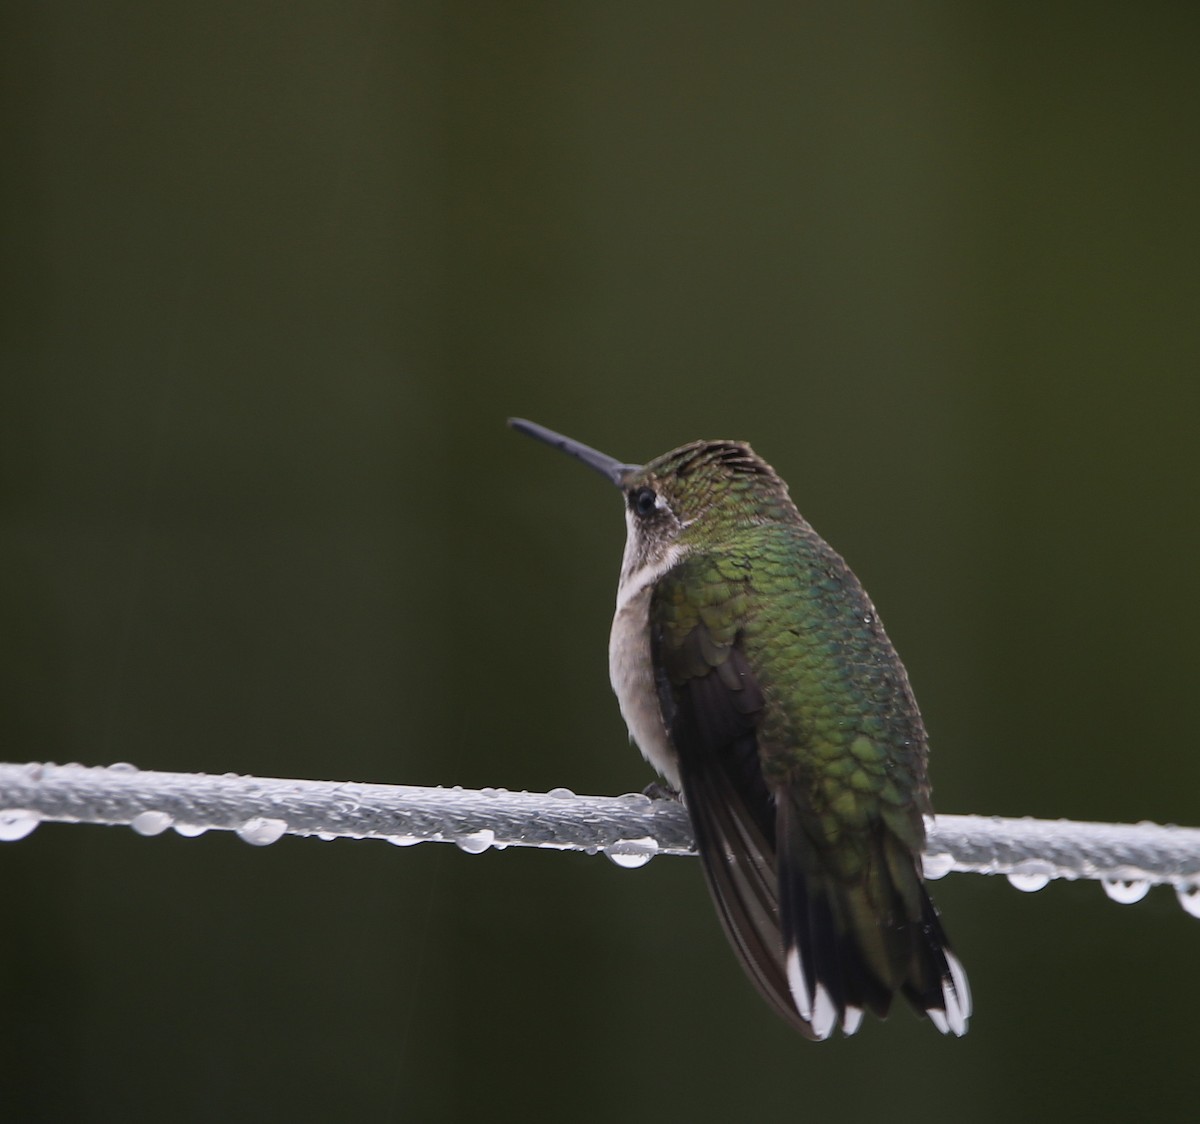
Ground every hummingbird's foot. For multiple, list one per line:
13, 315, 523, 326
642, 781, 681, 802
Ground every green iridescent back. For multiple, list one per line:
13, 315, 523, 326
631, 438, 931, 867
634, 439, 962, 1034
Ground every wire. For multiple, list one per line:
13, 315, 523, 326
1, 761, 1198, 916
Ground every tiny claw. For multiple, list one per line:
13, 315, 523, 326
643, 781, 681, 802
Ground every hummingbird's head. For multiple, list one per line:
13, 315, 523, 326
509, 419, 798, 581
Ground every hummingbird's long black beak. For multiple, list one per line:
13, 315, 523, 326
508, 418, 641, 486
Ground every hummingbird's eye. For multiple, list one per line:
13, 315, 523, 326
631, 487, 658, 517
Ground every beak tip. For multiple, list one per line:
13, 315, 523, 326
508, 416, 634, 485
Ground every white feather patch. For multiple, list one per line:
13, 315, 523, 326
941, 949, 971, 1036
841, 1005, 864, 1036
810, 984, 837, 1041
784, 946, 814, 1022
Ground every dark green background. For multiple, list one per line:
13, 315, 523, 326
3, 4, 1198, 1122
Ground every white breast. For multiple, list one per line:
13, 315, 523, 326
608, 537, 685, 791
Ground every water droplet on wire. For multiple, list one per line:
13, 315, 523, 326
1101, 877, 1151, 905
1007, 863, 1054, 892
604, 837, 659, 869
1176, 884, 1200, 919
236, 817, 287, 846
456, 829, 495, 854
923, 852, 954, 880
131, 811, 173, 837
0, 809, 39, 842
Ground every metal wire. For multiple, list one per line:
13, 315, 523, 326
2, 762, 1198, 915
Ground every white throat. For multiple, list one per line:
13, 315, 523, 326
608, 515, 687, 789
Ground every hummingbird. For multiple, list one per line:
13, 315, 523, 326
509, 417, 970, 1040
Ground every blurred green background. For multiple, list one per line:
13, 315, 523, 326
3, 3, 1198, 1121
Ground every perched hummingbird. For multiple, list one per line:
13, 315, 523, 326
509, 418, 970, 1040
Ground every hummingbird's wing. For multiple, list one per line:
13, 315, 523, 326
649, 554, 820, 1037
650, 550, 970, 1040
648, 594, 815, 1037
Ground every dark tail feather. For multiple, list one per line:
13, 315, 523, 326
681, 756, 970, 1039
776, 801, 972, 1039
900, 890, 972, 1036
